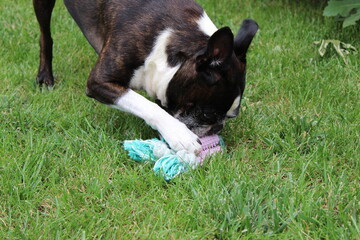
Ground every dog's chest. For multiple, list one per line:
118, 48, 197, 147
129, 29, 180, 107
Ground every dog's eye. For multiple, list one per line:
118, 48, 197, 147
203, 113, 211, 120
186, 102, 194, 108
201, 111, 220, 123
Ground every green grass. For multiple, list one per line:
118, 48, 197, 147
0, 0, 359, 239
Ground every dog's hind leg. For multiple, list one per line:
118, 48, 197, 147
33, 0, 56, 87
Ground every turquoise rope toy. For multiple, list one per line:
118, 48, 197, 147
123, 135, 224, 180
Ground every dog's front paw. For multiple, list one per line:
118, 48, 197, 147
158, 118, 201, 154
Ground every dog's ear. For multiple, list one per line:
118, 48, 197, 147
234, 19, 258, 62
196, 27, 234, 85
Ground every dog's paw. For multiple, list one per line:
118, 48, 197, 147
158, 117, 201, 154
36, 70, 54, 88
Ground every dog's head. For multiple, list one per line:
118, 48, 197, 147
165, 19, 258, 137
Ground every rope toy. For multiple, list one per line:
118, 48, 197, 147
123, 135, 225, 180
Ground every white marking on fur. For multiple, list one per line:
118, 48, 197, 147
112, 89, 164, 129
112, 90, 201, 153
129, 29, 180, 107
197, 12, 218, 36
226, 95, 241, 117
210, 60, 223, 67
172, 110, 213, 137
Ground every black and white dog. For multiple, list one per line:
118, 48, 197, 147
33, 0, 258, 154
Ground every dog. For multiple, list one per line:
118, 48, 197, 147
33, 0, 258, 154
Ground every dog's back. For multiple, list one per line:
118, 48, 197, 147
65, 0, 209, 63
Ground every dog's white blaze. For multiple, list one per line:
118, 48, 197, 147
130, 29, 180, 107
197, 12, 218, 36
226, 95, 241, 117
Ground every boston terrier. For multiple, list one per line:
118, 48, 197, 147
33, 0, 258, 154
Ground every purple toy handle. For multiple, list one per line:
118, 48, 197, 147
196, 135, 223, 165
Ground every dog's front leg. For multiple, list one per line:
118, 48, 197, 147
113, 90, 201, 154
86, 56, 201, 154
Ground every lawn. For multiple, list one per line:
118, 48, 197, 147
0, 0, 359, 239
